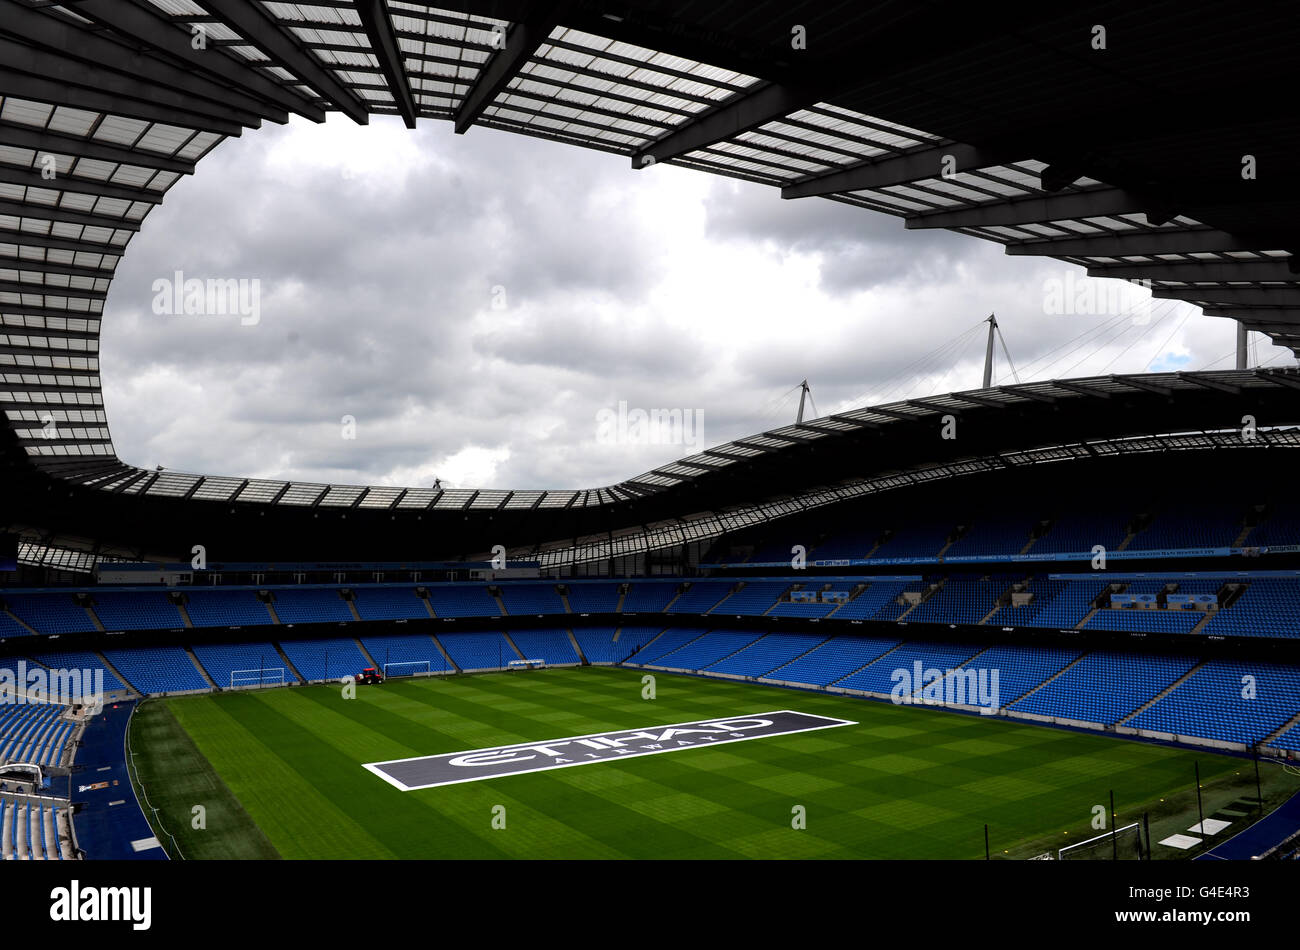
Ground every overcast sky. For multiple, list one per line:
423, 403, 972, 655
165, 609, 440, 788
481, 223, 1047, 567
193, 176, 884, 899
101, 115, 1296, 491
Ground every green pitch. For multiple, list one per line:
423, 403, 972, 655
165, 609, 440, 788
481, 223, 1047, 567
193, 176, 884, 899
131, 666, 1258, 859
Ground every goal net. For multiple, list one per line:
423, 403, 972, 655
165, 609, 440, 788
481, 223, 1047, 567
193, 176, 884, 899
230, 667, 286, 689
383, 660, 432, 678
1058, 822, 1144, 860
508, 658, 546, 670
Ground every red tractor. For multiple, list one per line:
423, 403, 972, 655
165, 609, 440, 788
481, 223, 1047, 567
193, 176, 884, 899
357, 667, 384, 685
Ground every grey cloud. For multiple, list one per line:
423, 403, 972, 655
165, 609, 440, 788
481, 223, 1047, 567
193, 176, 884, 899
98, 117, 1266, 491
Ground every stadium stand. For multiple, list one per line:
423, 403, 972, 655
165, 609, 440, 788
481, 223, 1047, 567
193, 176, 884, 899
706, 631, 829, 677
1250, 502, 1300, 548
649, 629, 764, 672
0, 799, 66, 861
3, 594, 96, 635
766, 595, 841, 619
710, 582, 791, 616
1084, 609, 1205, 634
1, 703, 70, 766
498, 585, 566, 616
435, 632, 516, 671
1128, 502, 1244, 550
271, 588, 352, 624
1202, 578, 1297, 638
1020, 578, 1108, 629
619, 582, 680, 613
625, 627, 705, 666
831, 580, 913, 620
426, 586, 501, 619
807, 527, 876, 560
836, 641, 985, 694
1010, 651, 1199, 724
358, 634, 452, 674
906, 575, 1013, 625
870, 520, 955, 559
932, 644, 1082, 709
944, 517, 1038, 558
193, 642, 296, 687
3, 563, 1295, 648
768, 636, 902, 687
350, 587, 428, 621
565, 583, 622, 614
28, 652, 127, 699
89, 591, 184, 631
507, 628, 581, 665
1271, 722, 1300, 753
0, 611, 31, 638
102, 646, 210, 694
872, 579, 932, 621
575, 626, 663, 664
277, 638, 370, 681
1128, 660, 1300, 745
1026, 510, 1129, 555
184, 589, 273, 628
666, 582, 734, 614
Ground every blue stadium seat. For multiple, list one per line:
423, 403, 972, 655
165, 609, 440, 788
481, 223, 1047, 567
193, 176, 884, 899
103, 646, 210, 694
1128, 660, 1300, 745
650, 629, 764, 672
1010, 651, 1197, 724
435, 632, 516, 670
565, 583, 622, 613
357, 634, 451, 674
184, 589, 274, 627
351, 587, 428, 621
426, 586, 501, 618
508, 628, 580, 664
706, 632, 829, 677
574, 626, 663, 663
4, 594, 96, 634
278, 637, 370, 681
90, 591, 184, 630
498, 585, 566, 615
272, 588, 352, 624
769, 636, 901, 686
193, 642, 296, 686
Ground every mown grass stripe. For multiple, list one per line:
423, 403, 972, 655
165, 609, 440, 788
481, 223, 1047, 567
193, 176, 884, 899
147, 666, 1272, 860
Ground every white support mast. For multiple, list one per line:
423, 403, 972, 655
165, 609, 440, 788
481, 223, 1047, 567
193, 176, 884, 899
982, 314, 997, 388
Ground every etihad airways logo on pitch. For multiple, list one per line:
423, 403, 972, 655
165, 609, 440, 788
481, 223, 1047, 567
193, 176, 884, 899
364, 710, 856, 790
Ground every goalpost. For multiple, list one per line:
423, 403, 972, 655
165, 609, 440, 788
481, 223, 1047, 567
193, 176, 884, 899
230, 667, 286, 689
1057, 822, 1144, 860
508, 658, 546, 671
383, 660, 432, 679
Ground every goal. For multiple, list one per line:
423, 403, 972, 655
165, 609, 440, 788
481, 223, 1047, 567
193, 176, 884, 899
508, 658, 546, 670
383, 660, 432, 678
1058, 822, 1144, 860
230, 667, 286, 689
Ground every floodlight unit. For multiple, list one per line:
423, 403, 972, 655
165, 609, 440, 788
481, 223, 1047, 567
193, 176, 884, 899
983, 314, 998, 389
980, 314, 1020, 389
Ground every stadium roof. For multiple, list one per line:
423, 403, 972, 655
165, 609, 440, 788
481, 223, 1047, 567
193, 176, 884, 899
6, 367, 1300, 562
1, 1, 1299, 559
